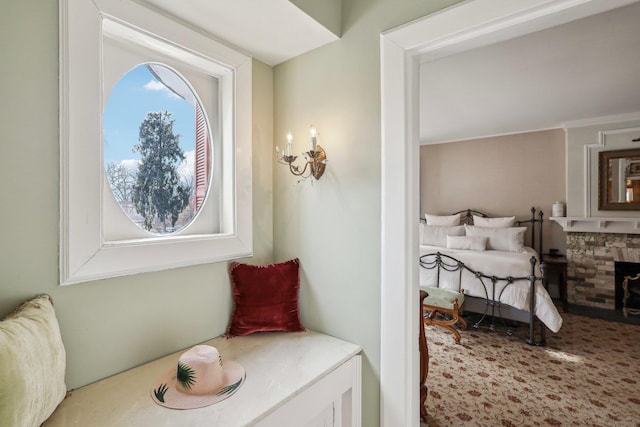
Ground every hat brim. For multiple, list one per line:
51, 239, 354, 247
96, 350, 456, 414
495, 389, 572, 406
151, 359, 245, 409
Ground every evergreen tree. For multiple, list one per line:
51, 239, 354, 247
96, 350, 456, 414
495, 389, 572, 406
132, 111, 190, 232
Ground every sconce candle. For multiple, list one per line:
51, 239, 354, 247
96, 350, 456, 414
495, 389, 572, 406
276, 126, 328, 180
310, 125, 317, 151
286, 130, 293, 157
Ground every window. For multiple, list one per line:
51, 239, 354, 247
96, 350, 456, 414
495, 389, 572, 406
104, 63, 209, 235
60, 0, 252, 285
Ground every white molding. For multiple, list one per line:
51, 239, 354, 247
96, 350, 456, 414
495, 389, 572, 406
550, 216, 640, 234
59, 0, 252, 285
583, 126, 640, 217
385, 0, 640, 63
380, 0, 640, 425
420, 125, 562, 146
380, 34, 419, 427
563, 111, 640, 129
583, 133, 603, 217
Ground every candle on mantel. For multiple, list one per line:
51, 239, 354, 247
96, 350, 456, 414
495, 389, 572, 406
310, 125, 317, 151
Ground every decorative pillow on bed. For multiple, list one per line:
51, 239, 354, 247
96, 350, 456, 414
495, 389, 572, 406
0, 294, 67, 427
472, 215, 516, 228
420, 224, 465, 247
446, 235, 487, 251
464, 225, 526, 252
227, 258, 305, 337
424, 213, 460, 226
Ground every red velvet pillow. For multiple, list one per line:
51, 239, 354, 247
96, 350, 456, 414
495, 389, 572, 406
227, 258, 305, 337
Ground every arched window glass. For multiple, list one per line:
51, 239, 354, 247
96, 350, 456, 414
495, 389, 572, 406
104, 64, 211, 234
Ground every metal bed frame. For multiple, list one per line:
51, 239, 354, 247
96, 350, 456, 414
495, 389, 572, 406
420, 207, 548, 346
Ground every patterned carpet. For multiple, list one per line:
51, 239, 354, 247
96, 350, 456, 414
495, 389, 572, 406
422, 310, 640, 427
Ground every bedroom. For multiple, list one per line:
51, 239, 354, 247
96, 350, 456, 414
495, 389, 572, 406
416, 0, 640, 316
383, 0, 640, 424
1, 1, 640, 427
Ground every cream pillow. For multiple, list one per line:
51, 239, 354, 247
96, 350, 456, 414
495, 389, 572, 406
420, 224, 465, 247
464, 225, 526, 252
446, 235, 487, 251
0, 295, 67, 427
424, 213, 460, 226
473, 215, 516, 228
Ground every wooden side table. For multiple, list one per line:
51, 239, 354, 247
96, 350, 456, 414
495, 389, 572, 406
542, 254, 568, 311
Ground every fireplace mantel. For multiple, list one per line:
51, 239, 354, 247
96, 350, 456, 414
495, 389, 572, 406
562, 222, 640, 310
550, 216, 640, 234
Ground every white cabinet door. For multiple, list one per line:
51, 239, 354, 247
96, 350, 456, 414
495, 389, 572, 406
257, 356, 361, 427
306, 404, 334, 427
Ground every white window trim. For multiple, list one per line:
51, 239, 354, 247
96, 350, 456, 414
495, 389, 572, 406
59, 0, 252, 285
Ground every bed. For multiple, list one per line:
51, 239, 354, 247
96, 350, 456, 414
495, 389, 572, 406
419, 208, 563, 345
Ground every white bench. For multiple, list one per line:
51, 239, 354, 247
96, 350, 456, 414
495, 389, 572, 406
44, 330, 362, 427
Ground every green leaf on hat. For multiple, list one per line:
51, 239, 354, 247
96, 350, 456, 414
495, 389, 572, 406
177, 362, 196, 390
153, 383, 168, 402
217, 378, 243, 396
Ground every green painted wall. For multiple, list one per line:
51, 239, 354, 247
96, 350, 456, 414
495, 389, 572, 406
0, 1, 273, 389
273, 1, 462, 425
289, 0, 342, 37
0, 0, 467, 424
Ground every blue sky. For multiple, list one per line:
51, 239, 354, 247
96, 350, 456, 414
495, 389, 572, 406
103, 65, 195, 165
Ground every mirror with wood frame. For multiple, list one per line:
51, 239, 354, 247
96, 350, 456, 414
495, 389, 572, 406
599, 148, 640, 210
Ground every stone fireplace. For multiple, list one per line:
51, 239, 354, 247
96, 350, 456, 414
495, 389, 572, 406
615, 262, 640, 316
566, 231, 640, 310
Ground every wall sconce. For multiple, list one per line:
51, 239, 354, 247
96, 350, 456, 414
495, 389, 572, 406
276, 125, 328, 180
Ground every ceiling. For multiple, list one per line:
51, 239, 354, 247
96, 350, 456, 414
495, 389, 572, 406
139, 0, 339, 66
419, 1, 640, 144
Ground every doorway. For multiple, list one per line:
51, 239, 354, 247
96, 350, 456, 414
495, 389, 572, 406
379, 1, 639, 425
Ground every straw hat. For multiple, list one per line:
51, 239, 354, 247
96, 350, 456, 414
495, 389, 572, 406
151, 345, 245, 409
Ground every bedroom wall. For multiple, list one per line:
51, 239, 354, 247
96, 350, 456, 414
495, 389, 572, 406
0, 1, 274, 389
420, 129, 567, 253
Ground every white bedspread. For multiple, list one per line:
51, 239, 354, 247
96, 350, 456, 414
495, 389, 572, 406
419, 245, 563, 333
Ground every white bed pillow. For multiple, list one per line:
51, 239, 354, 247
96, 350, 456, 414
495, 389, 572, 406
446, 235, 487, 251
424, 213, 460, 226
473, 215, 516, 228
464, 225, 526, 252
420, 224, 465, 247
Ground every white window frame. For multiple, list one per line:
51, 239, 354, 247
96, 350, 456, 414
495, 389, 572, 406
59, 0, 252, 286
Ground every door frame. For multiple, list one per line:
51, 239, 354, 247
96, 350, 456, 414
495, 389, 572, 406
379, 1, 638, 425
